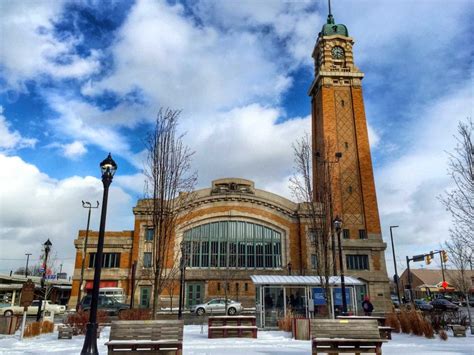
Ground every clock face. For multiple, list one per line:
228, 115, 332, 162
331, 46, 344, 59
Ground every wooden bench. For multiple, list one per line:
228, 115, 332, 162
208, 316, 257, 339
57, 325, 73, 339
105, 320, 183, 355
378, 326, 393, 340
337, 315, 386, 327
447, 324, 466, 337
311, 319, 387, 354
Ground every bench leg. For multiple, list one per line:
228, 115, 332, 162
376, 344, 382, 355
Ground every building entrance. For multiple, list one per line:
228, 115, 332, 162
186, 282, 204, 307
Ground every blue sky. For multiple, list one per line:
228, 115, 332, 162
0, 0, 472, 276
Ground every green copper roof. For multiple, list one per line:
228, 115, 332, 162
321, 14, 348, 37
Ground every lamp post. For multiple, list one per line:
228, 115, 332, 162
81, 153, 117, 355
36, 239, 52, 322
25, 253, 32, 278
77, 200, 99, 310
178, 242, 186, 320
334, 216, 347, 315
389, 225, 401, 306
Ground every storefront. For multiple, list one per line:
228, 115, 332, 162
250, 275, 366, 328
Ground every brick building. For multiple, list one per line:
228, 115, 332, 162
69, 11, 391, 313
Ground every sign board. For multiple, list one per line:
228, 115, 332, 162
20, 280, 35, 307
45, 274, 57, 280
312, 288, 326, 305
56, 272, 67, 280
333, 288, 352, 306
412, 254, 425, 262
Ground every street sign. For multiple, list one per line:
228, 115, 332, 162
412, 254, 425, 262
20, 279, 35, 307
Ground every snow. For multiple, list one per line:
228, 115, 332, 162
0, 326, 472, 354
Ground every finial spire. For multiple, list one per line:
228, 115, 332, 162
327, 0, 335, 24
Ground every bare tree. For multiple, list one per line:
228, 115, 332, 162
143, 108, 197, 318
444, 230, 473, 333
441, 118, 474, 246
289, 134, 336, 318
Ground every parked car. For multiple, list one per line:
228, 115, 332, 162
430, 298, 459, 311
190, 298, 243, 316
1, 300, 66, 316
78, 295, 129, 316
414, 299, 433, 311
99, 287, 126, 303
390, 295, 400, 308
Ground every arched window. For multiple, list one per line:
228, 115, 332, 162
183, 221, 282, 269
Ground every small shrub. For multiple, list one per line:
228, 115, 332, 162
65, 310, 108, 335
386, 312, 400, 333
118, 308, 151, 320
438, 329, 448, 341
421, 318, 434, 339
408, 310, 424, 336
398, 309, 411, 334
41, 320, 54, 334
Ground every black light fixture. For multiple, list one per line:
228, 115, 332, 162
36, 239, 52, 322
81, 153, 117, 355
333, 216, 347, 316
287, 262, 293, 275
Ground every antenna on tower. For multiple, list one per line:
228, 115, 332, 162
328, 0, 332, 16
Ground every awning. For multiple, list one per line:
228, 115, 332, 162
250, 275, 364, 286
0, 284, 23, 290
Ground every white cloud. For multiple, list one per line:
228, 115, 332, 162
189, 104, 310, 194
0, 1, 101, 90
377, 84, 472, 275
62, 141, 87, 159
84, 0, 291, 115
0, 154, 134, 275
0, 106, 37, 151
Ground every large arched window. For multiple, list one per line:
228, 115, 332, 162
183, 221, 282, 269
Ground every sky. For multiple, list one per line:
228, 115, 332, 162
0, 0, 472, 279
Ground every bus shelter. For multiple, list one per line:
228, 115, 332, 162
250, 275, 366, 329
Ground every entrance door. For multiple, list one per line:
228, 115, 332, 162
139, 286, 151, 308
263, 287, 284, 328
186, 282, 204, 308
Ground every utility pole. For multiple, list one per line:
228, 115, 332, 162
77, 200, 99, 309
24, 253, 32, 278
389, 226, 401, 306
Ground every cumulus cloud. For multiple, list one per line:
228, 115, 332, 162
83, 0, 291, 115
377, 84, 472, 274
62, 141, 87, 159
188, 104, 310, 194
0, 106, 37, 151
0, 154, 134, 274
0, 1, 101, 90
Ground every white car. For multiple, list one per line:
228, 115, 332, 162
190, 298, 243, 316
1, 300, 66, 316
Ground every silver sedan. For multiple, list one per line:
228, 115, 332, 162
191, 298, 243, 316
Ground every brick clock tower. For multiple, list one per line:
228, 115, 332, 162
309, 9, 391, 310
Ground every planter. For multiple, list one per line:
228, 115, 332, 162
0, 315, 21, 335
292, 318, 310, 340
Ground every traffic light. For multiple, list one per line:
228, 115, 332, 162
425, 254, 432, 265
442, 250, 448, 263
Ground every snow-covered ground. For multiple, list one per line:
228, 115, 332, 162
0, 325, 472, 354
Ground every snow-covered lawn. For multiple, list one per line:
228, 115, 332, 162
0, 325, 472, 354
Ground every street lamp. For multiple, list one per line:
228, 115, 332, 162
333, 216, 347, 316
36, 239, 52, 322
389, 225, 401, 306
81, 153, 117, 355
178, 242, 187, 320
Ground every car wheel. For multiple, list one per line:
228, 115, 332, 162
227, 307, 236, 316
3, 310, 13, 317
196, 308, 205, 316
